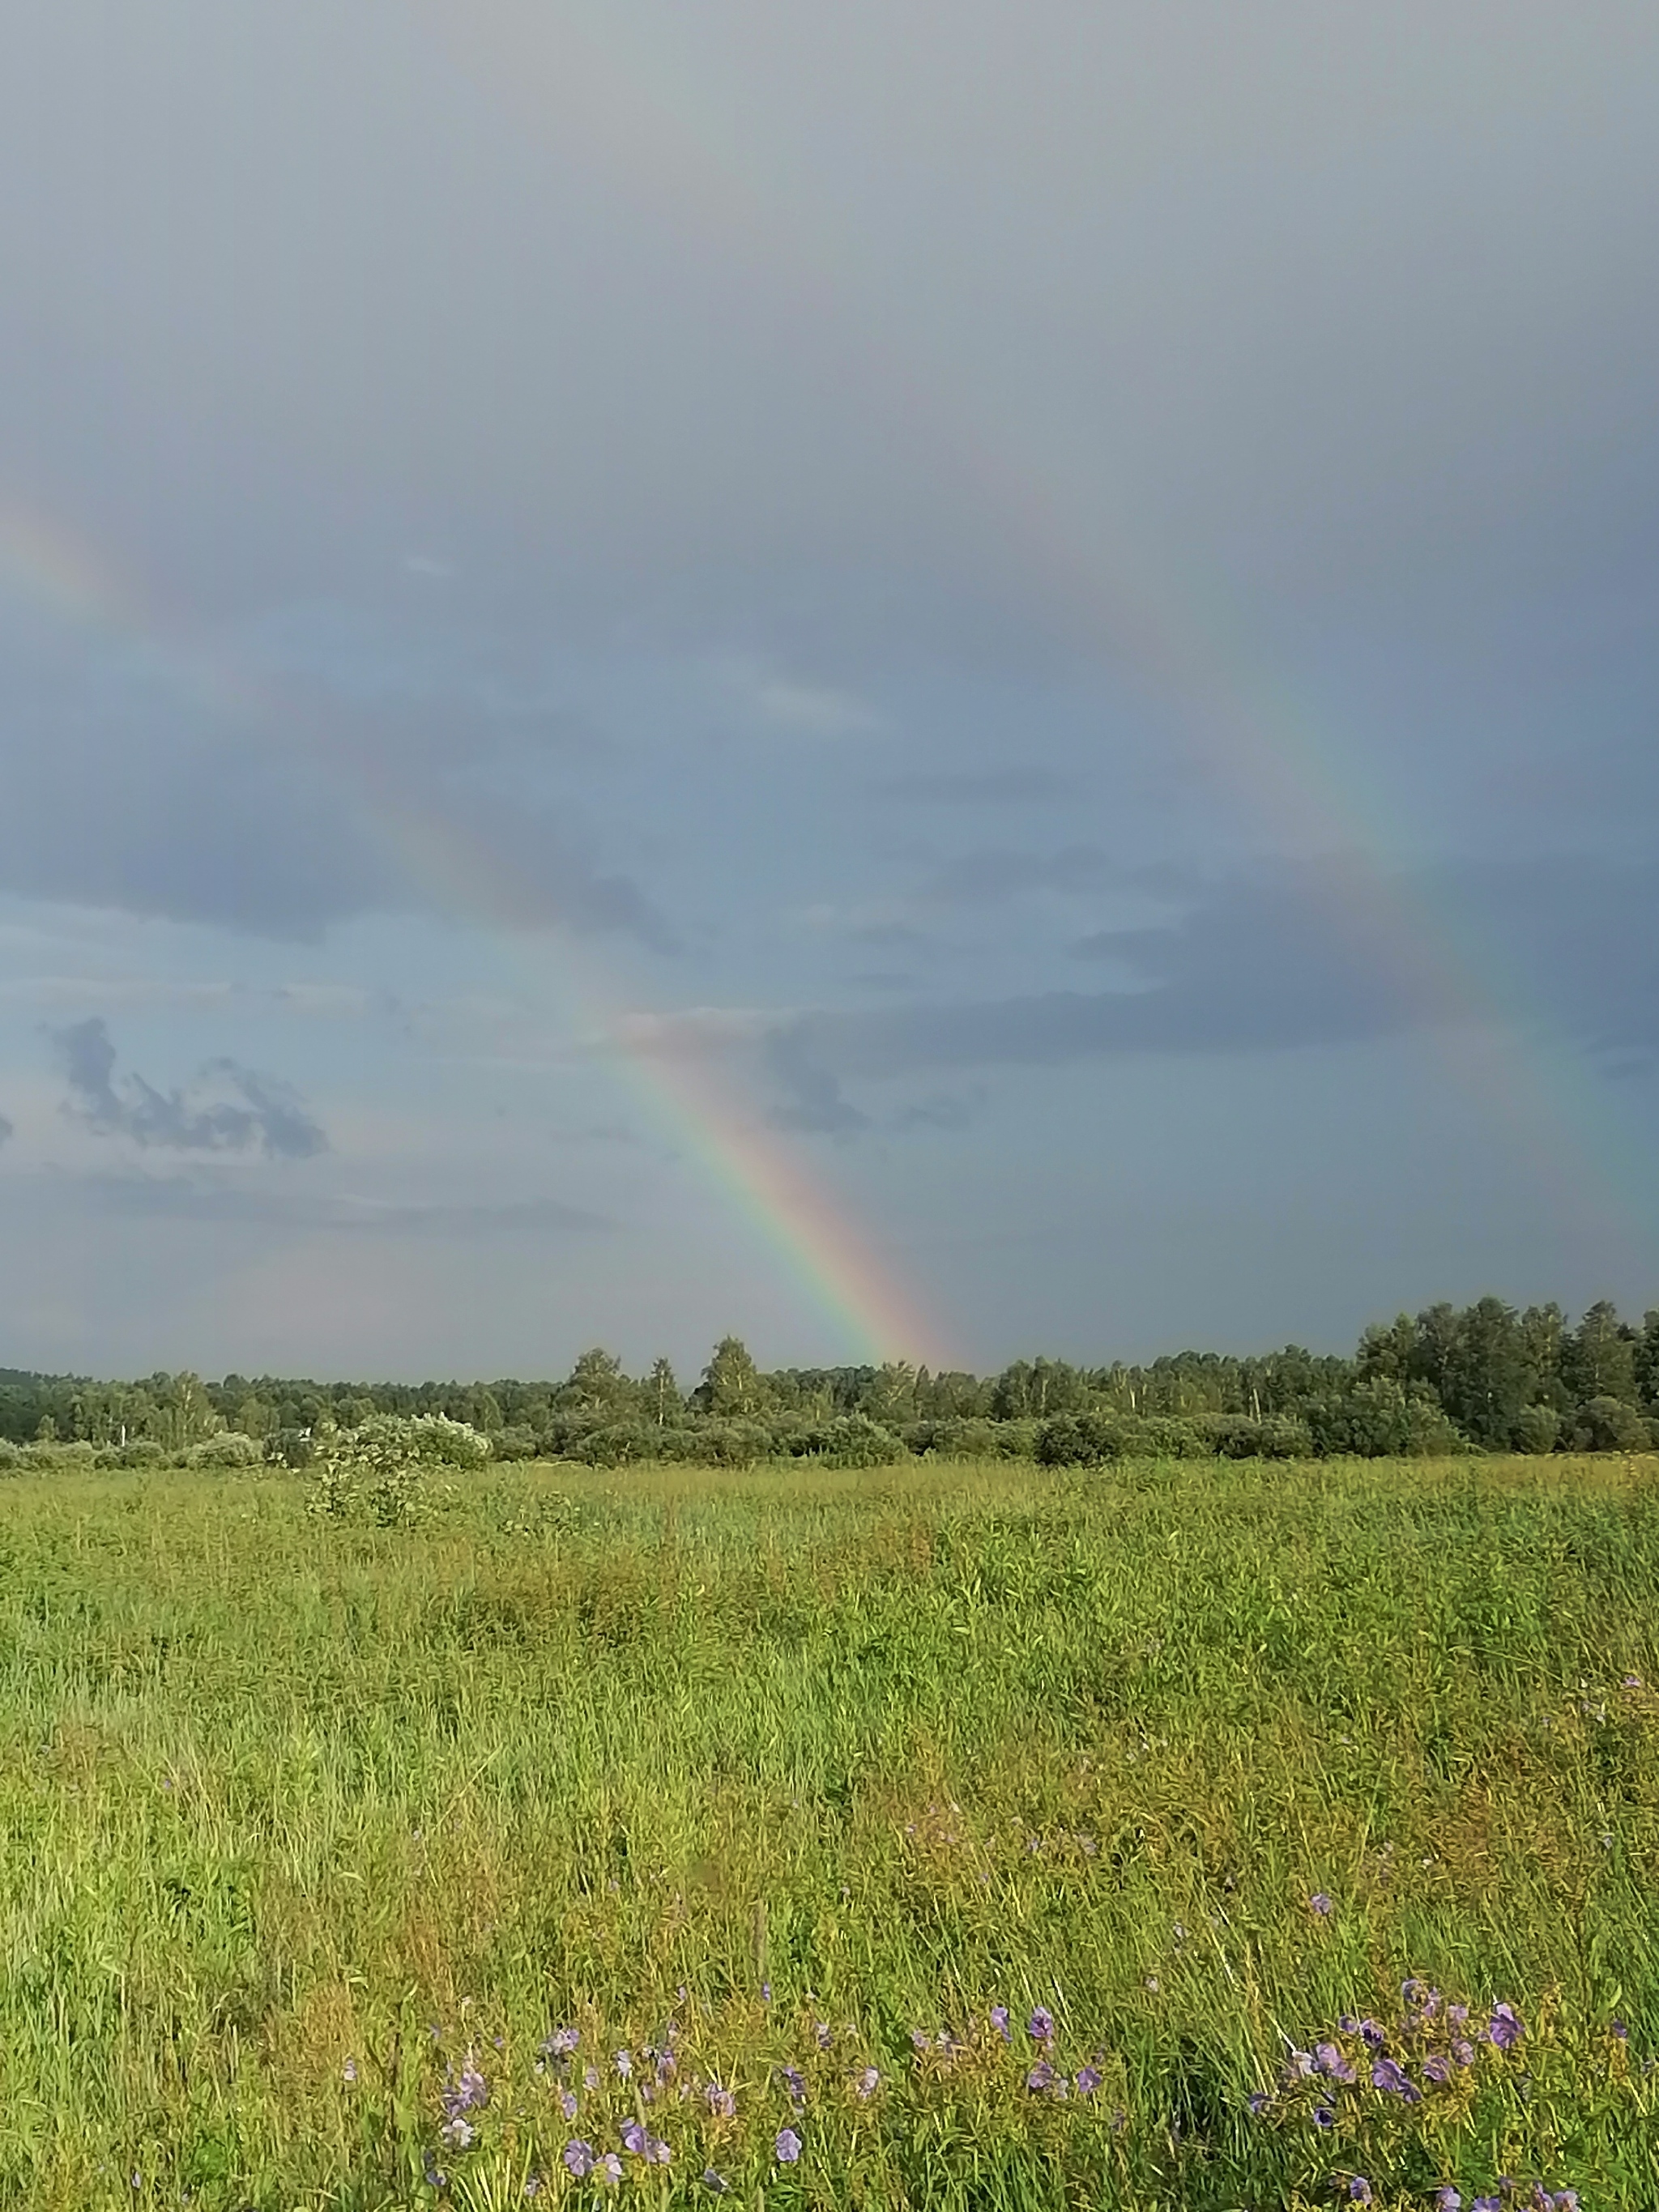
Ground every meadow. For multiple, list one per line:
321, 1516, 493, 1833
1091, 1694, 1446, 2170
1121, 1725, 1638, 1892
1, 1454, 1655, 2210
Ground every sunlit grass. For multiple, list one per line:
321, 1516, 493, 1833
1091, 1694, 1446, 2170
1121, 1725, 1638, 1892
0, 1455, 1655, 2207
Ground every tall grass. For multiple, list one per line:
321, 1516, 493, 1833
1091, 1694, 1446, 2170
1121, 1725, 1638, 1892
0, 1455, 1654, 2208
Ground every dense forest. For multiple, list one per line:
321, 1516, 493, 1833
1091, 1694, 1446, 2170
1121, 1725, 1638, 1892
2, 1294, 1657, 1468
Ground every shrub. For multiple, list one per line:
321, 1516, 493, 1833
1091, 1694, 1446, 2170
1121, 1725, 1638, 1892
265, 1428, 317, 1468
1511, 1403, 1562, 1455
307, 1417, 486, 1528
580, 1422, 663, 1468
20, 1441, 97, 1473
684, 1421, 773, 1468
788, 1413, 903, 1467
186, 1432, 262, 1469
1210, 1414, 1314, 1460
349, 1413, 493, 1469
1035, 1413, 1132, 1466
1571, 1395, 1652, 1453
1306, 1378, 1469, 1457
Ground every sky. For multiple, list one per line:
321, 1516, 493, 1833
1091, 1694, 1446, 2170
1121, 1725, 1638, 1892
2, 0, 1657, 1381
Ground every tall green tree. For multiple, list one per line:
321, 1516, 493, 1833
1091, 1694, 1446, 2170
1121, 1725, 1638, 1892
646, 1357, 680, 1426
1563, 1301, 1639, 1408
697, 1336, 768, 1417
557, 1348, 633, 1417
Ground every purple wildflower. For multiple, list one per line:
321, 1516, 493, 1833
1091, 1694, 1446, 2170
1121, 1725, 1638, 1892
1309, 1893, 1334, 1916
1026, 2059, 1056, 2092
1371, 2056, 1419, 2101
761, 1981, 772, 2005
441, 2061, 488, 2120
990, 2005, 1011, 2041
815, 2022, 833, 2050
1435, 2192, 1461, 2211
1288, 2049, 1317, 2080
702, 2172, 730, 2196
1612, 2020, 1629, 2040
1489, 2005, 1523, 2051
524, 2180, 543, 2200
1315, 2043, 1357, 2083
1448, 2003, 1469, 2026
561, 2142, 595, 2180
621, 2120, 648, 2157
647, 2135, 672, 2166
543, 2027, 580, 2057
1246, 2091, 1271, 2116
596, 2153, 622, 2185
1076, 2065, 1102, 2095
583, 2066, 600, 2091
1312, 2103, 1337, 2129
780, 2065, 807, 2108
1472, 2200, 1501, 2212
559, 2089, 578, 2121
1552, 2193, 1580, 2210
1028, 2006, 1056, 2044
705, 2082, 736, 2120
1358, 2019, 1386, 2051
855, 2066, 880, 2099
1452, 2039, 1476, 2067
614, 2048, 633, 2080
1421, 2054, 1452, 2085
774, 2127, 802, 2165
1337, 2015, 1361, 2035
1349, 2182, 1375, 2207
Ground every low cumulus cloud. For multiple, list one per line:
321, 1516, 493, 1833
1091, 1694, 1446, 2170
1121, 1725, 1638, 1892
764, 1028, 868, 1137
877, 767, 1077, 806
53, 1018, 329, 1160
923, 845, 1117, 908
60, 1174, 606, 1237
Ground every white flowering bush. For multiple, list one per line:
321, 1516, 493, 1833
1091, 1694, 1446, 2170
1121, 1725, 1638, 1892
308, 1415, 490, 1527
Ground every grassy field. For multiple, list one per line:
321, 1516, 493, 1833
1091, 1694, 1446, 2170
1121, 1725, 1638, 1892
1, 1454, 1655, 2210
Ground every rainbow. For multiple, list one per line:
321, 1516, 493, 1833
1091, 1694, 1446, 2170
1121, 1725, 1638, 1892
1, 5, 1650, 1357
0, 501, 956, 1369
408, 6, 1651, 1278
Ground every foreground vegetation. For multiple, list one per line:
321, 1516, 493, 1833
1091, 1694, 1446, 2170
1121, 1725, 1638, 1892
2, 1451, 1656, 2209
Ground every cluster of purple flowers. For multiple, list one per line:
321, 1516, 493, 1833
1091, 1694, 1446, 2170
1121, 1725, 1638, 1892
1249, 1987, 1527, 2132
1345, 2185, 1579, 2210
437, 2056, 488, 2150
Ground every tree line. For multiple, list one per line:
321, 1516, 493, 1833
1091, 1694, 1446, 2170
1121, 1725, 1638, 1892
2, 1294, 1657, 1468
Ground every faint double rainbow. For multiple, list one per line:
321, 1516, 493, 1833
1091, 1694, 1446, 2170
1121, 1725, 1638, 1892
0, 503, 955, 1370
409, 2, 1651, 1278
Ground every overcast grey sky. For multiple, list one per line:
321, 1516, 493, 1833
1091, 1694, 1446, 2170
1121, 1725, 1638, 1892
2, 1, 1657, 1378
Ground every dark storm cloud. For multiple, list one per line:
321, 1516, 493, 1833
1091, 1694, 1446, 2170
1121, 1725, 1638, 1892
54, 1017, 329, 1159
770, 855, 1659, 1091
0, 686, 677, 949
764, 1028, 868, 1137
